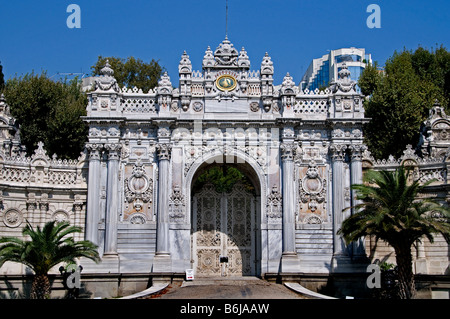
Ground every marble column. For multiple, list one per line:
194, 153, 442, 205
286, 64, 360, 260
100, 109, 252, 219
85, 143, 102, 245
330, 143, 347, 257
280, 141, 299, 271
26, 196, 37, 227
103, 143, 121, 256
153, 142, 172, 271
415, 240, 428, 273
349, 144, 367, 258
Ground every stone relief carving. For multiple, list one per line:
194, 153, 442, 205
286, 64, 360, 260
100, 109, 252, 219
299, 161, 326, 214
169, 184, 185, 222
53, 210, 69, 223
123, 160, 153, 221
214, 37, 238, 67
192, 101, 203, 112
280, 142, 297, 161
303, 214, 323, 224
3, 209, 23, 228
93, 59, 120, 92
330, 63, 356, 93
130, 214, 147, 224
266, 185, 282, 223
249, 101, 260, 112
156, 143, 172, 160
184, 142, 268, 176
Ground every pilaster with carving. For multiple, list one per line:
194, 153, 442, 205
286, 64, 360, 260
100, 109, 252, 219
329, 143, 348, 257
85, 143, 103, 245
156, 143, 172, 161
349, 144, 367, 258
280, 142, 296, 161
155, 138, 173, 267
103, 143, 122, 256
280, 139, 298, 266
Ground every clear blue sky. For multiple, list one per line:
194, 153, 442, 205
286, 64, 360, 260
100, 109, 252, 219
1, 0, 449, 85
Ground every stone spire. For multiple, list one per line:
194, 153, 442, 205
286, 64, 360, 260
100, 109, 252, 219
178, 51, 192, 74
281, 73, 296, 93
260, 52, 274, 77
202, 46, 215, 69
157, 72, 173, 109
214, 36, 238, 67
238, 47, 250, 69
179, 51, 192, 111
157, 72, 173, 94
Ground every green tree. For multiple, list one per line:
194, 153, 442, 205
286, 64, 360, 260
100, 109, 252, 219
358, 61, 381, 97
193, 166, 255, 194
338, 166, 450, 299
359, 46, 450, 160
91, 56, 164, 92
0, 221, 100, 299
3, 72, 88, 159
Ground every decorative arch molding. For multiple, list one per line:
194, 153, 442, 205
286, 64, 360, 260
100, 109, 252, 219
184, 146, 267, 226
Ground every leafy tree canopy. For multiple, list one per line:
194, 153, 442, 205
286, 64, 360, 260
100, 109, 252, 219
359, 45, 450, 160
3, 72, 88, 159
193, 166, 255, 194
91, 56, 165, 93
338, 166, 450, 298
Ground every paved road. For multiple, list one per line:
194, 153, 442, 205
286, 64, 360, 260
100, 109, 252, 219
144, 277, 309, 299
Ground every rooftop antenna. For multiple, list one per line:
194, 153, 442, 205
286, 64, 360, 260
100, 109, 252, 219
225, 0, 228, 38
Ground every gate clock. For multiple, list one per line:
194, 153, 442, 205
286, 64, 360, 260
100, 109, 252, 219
216, 74, 237, 92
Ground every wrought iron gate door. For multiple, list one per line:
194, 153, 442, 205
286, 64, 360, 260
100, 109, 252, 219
192, 182, 256, 277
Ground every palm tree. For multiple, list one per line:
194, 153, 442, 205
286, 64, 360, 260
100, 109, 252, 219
338, 166, 450, 299
0, 220, 100, 299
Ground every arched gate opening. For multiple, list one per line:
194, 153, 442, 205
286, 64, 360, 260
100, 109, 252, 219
191, 161, 261, 277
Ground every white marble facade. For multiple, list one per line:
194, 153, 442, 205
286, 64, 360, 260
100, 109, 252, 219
79, 37, 368, 275
2, 38, 447, 277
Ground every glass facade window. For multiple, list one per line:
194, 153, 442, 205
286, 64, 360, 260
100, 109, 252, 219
335, 54, 362, 63
303, 49, 370, 92
308, 60, 329, 90
337, 66, 365, 81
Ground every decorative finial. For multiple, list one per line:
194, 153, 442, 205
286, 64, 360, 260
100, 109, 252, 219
338, 62, 351, 80
100, 59, 114, 77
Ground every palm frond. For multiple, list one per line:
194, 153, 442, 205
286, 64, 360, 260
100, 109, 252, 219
340, 165, 450, 248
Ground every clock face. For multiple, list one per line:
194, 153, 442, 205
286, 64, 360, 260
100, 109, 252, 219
216, 74, 237, 92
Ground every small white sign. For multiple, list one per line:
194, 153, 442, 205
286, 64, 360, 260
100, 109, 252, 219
185, 269, 194, 281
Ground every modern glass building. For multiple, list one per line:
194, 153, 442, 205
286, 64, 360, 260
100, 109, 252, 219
300, 47, 372, 92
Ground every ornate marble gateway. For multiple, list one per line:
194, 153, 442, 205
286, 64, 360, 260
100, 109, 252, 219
0, 38, 368, 276
2, 37, 447, 278
76, 37, 370, 275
